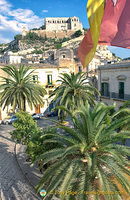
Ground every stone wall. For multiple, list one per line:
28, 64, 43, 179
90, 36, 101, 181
30, 30, 84, 39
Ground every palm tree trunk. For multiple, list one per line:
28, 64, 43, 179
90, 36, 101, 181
0, 108, 2, 120
23, 96, 26, 112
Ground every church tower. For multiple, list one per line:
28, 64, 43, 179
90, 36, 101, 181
22, 27, 28, 38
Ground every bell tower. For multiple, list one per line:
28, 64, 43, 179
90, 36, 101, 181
22, 27, 28, 38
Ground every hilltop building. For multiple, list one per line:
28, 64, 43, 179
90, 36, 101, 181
22, 16, 84, 39
45, 17, 83, 31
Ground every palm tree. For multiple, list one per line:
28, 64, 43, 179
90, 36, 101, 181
0, 65, 46, 111
50, 72, 100, 115
36, 102, 130, 200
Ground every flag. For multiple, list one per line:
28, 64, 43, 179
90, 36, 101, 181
78, 0, 130, 68
99, 0, 130, 48
77, 0, 105, 67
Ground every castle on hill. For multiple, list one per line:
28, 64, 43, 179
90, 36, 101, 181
45, 16, 83, 31
22, 16, 84, 39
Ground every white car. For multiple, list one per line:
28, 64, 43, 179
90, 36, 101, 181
32, 113, 41, 120
2, 116, 17, 125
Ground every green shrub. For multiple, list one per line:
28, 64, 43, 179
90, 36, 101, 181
14, 34, 22, 40
10, 111, 39, 144
73, 30, 82, 38
26, 127, 58, 163
23, 32, 46, 41
40, 25, 45, 30
32, 50, 43, 54
62, 37, 70, 42
55, 43, 62, 49
12, 49, 18, 53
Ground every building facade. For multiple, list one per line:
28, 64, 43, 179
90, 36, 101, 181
0, 63, 71, 120
0, 51, 23, 64
45, 16, 83, 31
98, 62, 130, 108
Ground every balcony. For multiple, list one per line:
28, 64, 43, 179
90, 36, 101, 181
45, 83, 55, 88
101, 92, 130, 101
111, 93, 130, 101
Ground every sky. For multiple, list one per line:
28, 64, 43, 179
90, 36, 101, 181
0, 0, 130, 59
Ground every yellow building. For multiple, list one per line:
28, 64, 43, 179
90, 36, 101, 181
0, 63, 71, 120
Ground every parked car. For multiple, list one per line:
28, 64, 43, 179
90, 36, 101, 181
32, 113, 41, 120
46, 110, 58, 117
2, 116, 17, 125
40, 113, 45, 117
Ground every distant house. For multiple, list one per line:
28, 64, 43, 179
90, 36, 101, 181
0, 51, 23, 64
98, 61, 130, 108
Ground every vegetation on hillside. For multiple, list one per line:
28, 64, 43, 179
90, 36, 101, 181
0, 46, 8, 54
14, 34, 22, 40
123, 57, 130, 61
73, 29, 83, 38
12, 29, 82, 52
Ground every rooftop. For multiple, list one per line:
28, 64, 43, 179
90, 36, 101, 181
0, 63, 70, 69
98, 61, 130, 70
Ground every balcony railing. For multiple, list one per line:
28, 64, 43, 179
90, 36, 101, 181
101, 92, 130, 101
111, 93, 130, 101
46, 83, 55, 88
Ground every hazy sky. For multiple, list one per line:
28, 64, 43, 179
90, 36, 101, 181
0, 0, 129, 58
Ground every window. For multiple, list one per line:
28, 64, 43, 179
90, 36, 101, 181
62, 55, 65, 58
101, 83, 109, 97
47, 74, 52, 85
119, 82, 124, 99
33, 75, 38, 83
49, 90, 53, 95
78, 66, 82, 72
74, 24, 76, 27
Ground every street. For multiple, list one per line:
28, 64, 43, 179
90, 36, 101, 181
0, 124, 40, 200
0, 116, 66, 200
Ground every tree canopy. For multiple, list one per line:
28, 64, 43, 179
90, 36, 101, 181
0, 65, 46, 111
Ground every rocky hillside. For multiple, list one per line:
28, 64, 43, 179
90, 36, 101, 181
2, 30, 83, 55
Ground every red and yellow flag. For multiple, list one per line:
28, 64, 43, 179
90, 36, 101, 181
78, 0, 130, 68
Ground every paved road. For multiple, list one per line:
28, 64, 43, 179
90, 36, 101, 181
0, 117, 63, 200
37, 116, 58, 128
0, 125, 39, 200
